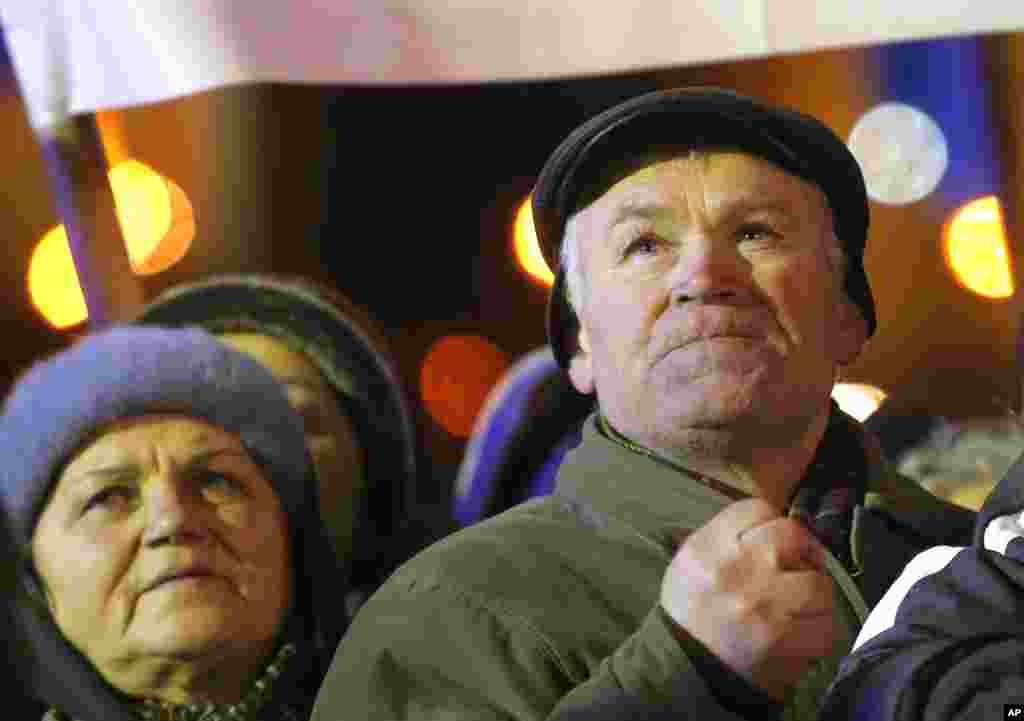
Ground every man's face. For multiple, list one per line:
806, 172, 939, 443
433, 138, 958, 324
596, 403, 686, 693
566, 151, 866, 455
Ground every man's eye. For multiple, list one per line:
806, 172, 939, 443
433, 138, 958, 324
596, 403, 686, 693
623, 235, 661, 258
738, 223, 779, 243
83, 486, 135, 515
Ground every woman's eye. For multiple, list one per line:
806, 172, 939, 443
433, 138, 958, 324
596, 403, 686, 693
200, 471, 242, 499
83, 486, 134, 515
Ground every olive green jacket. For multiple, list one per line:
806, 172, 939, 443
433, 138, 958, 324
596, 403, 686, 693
311, 415, 974, 721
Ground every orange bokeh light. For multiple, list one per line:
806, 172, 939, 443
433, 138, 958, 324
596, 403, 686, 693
944, 195, 1014, 299
27, 160, 196, 329
109, 159, 173, 272
27, 226, 88, 330
132, 172, 195, 276
513, 195, 555, 287
420, 334, 510, 438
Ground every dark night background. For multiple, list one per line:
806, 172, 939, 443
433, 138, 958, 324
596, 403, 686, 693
1, 36, 1023, 515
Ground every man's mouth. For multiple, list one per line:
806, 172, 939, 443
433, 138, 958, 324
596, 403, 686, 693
656, 332, 765, 361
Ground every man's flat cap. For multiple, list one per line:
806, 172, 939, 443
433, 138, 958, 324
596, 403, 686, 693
532, 86, 874, 370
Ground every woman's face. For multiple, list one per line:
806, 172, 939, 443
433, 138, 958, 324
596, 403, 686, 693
218, 333, 367, 559
31, 415, 291, 700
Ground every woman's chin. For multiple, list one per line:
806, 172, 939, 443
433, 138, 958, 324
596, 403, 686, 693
131, 621, 240, 660
129, 604, 268, 661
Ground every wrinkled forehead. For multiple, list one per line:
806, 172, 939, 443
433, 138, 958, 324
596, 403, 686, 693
571, 148, 832, 228
61, 413, 244, 472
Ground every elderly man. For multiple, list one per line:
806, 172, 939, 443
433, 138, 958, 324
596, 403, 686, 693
311, 87, 975, 721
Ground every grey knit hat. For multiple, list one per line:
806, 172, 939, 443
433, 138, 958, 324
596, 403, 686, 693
0, 325, 312, 548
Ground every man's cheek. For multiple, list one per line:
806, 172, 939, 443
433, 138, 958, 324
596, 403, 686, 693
752, 286, 810, 349
764, 260, 832, 312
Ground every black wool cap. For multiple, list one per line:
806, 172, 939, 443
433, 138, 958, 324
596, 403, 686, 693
532, 86, 875, 371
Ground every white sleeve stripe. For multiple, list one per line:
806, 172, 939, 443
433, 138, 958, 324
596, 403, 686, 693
852, 546, 964, 652
982, 512, 1024, 555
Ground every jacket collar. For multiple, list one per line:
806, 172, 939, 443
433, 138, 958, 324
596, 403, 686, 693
554, 413, 975, 579
555, 415, 750, 556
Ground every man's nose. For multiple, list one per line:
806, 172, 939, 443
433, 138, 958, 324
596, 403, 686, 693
141, 474, 210, 548
670, 236, 753, 305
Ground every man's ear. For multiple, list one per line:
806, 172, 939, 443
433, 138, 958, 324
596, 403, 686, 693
834, 296, 869, 366
567, 324, 595, 395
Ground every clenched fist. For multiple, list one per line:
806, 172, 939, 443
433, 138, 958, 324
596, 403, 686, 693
660, 498, 835, 700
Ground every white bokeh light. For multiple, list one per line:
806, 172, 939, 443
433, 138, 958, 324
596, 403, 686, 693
832, 382, 888, 422
848, 102, 948, 205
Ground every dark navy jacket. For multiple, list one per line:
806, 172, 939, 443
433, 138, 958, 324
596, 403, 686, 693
819, 452, 1024, 721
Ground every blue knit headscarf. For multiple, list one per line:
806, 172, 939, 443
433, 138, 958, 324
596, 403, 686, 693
0, 325, 312, 548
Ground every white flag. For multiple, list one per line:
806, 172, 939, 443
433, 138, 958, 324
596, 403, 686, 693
2, 1, 1022, 127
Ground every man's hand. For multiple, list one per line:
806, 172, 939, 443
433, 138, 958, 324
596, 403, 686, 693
660, 498, 835, 701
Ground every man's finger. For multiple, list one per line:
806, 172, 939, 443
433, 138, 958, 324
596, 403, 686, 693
739, 517, 827, 572
694, 497, 784, 542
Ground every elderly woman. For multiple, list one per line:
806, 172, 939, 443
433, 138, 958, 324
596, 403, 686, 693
0, 326, 346, 721
136, 274, 443, 614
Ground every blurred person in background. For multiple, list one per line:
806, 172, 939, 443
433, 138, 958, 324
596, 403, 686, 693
860, 404, 938, 465
893, 415, 1023, 510
452, 347, 593, 527
137, 274, 443, 615
0, 326, 346, 721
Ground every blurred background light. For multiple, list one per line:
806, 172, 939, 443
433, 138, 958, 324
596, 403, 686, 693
944, 195, 1013, 299
832, 382, 888, 422
109, 159, 173, 270
27, 226, 88, 330
420, 334, 510, 438
513, 195, 554, 287
868, 37, 1002, 213
949, 479, 996, 511
130, 169, 195, 275
26, 159, 195, 328
847, 102, 948, 205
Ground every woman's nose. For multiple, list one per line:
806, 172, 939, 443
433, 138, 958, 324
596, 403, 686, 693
141, 475, 210, 548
